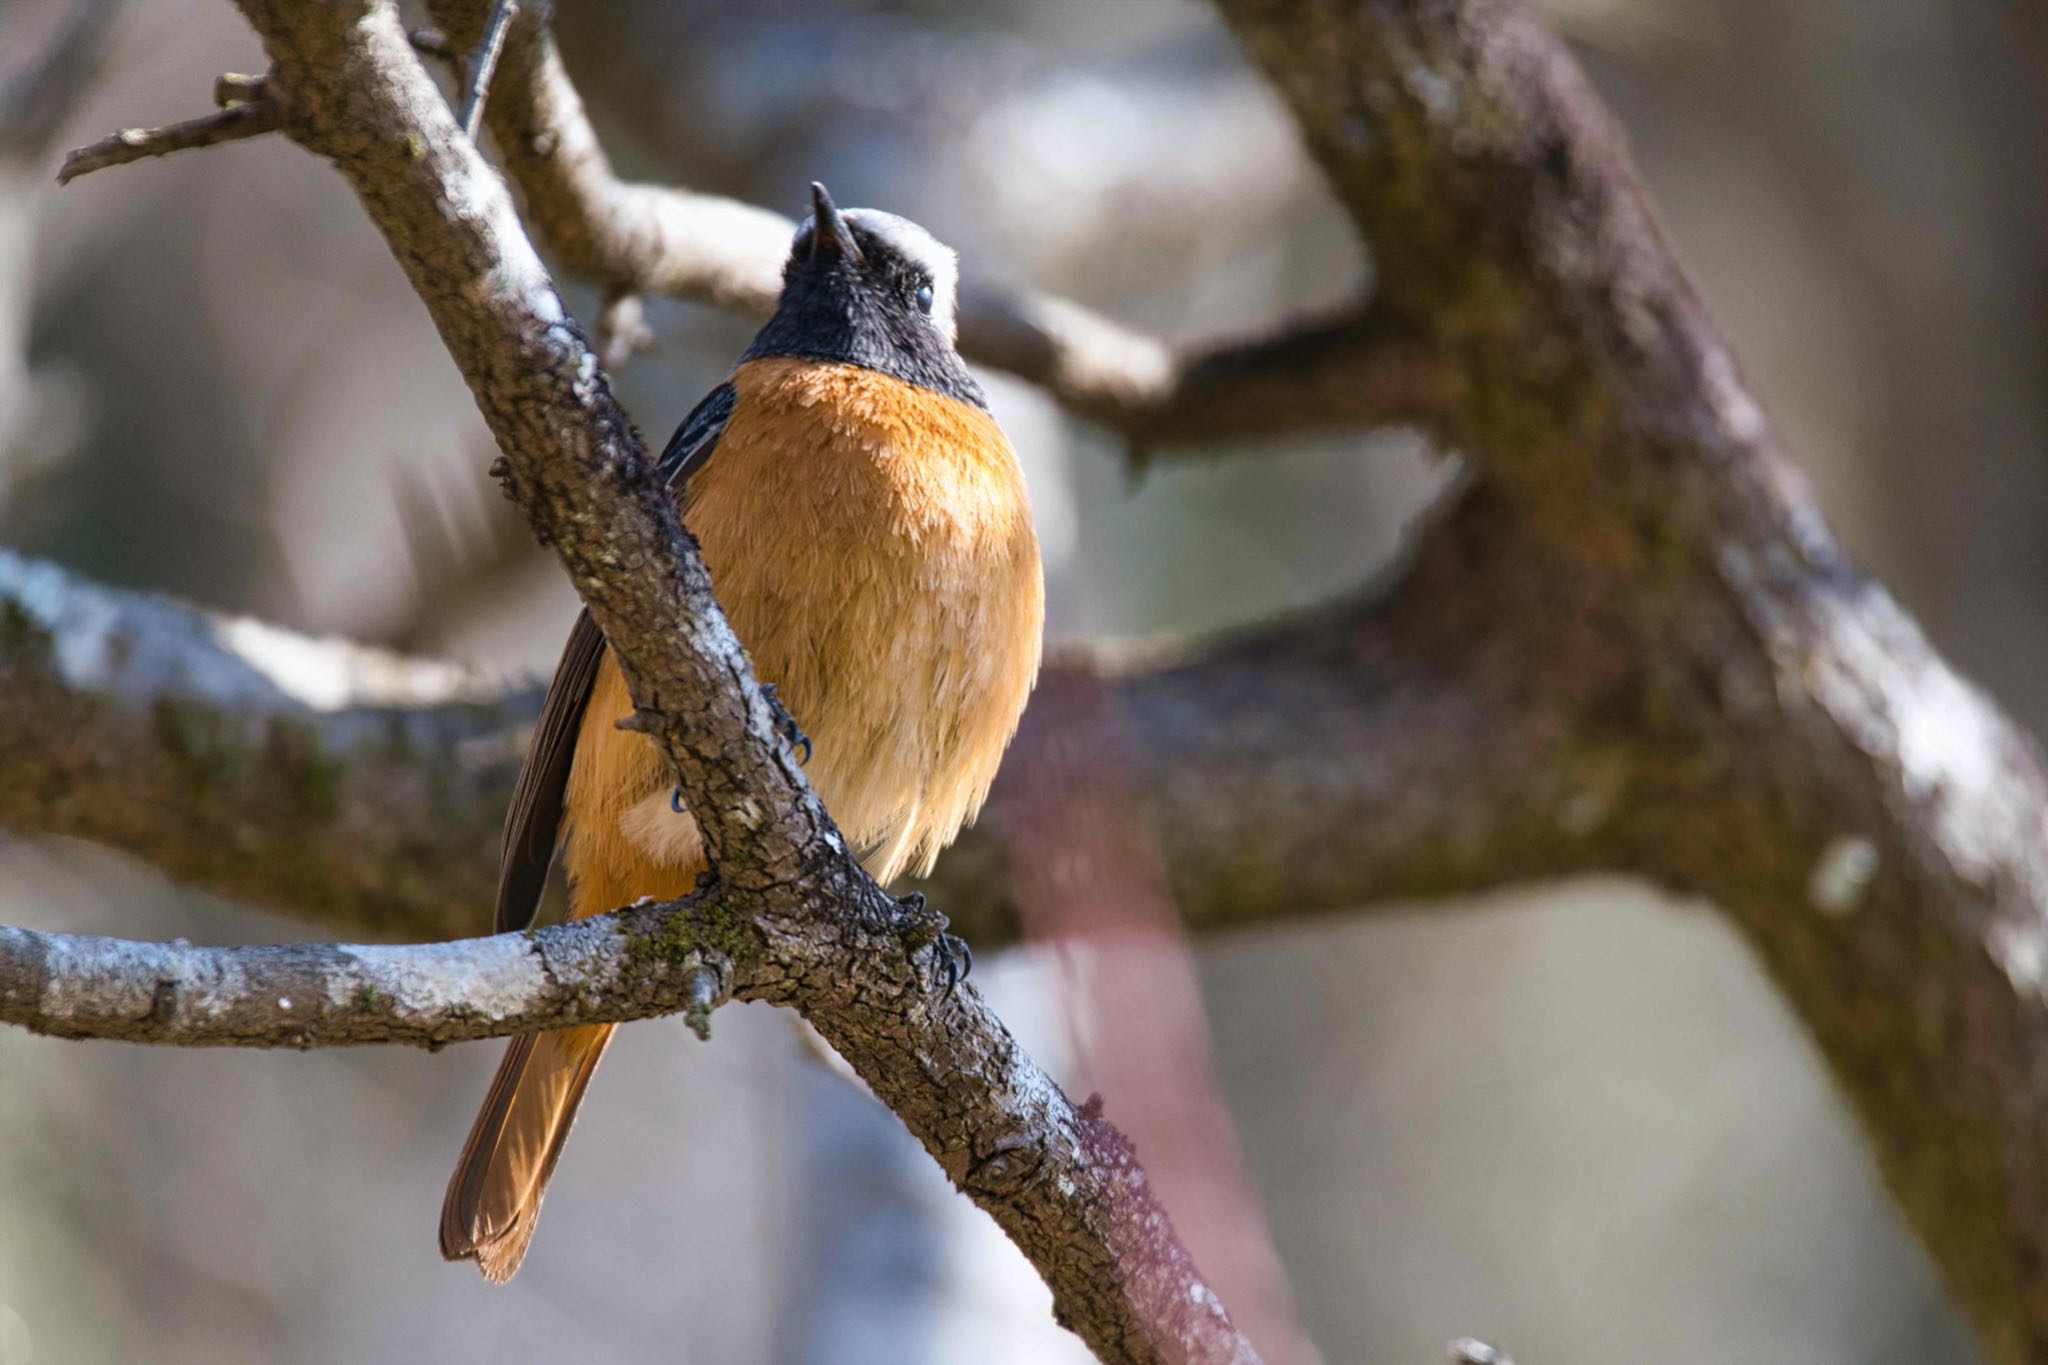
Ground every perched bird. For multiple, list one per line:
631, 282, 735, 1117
440, 184, 1044, 1282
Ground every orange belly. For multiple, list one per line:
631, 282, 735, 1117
559, 357, 1043, 915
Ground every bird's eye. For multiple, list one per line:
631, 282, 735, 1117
913, 282, 936, 315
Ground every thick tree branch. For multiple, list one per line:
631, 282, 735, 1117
1205, 1, 2048, 1358
0, 548, 525, 940
0, 526, 1610, 951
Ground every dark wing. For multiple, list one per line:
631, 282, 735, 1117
493, 381, 738, 932
654, 381, 735, 491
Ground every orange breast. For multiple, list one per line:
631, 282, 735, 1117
561, 357, 1043, 904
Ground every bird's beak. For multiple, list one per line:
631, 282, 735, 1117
809, 181, 862, 264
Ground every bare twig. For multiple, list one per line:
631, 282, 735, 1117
408, 26, 457, 63
56, 97, 280, 184
0, 906, 674, 1048
454, 0, 514, 139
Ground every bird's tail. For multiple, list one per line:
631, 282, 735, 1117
439, 1020, 616, 1282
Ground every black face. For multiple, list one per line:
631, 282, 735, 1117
741, 184, 986, 410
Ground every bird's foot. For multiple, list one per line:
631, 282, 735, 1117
894, 891, 972, 1005
933, 931, 973, 1003
761, 683, 812, 765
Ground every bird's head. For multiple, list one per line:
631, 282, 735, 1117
745, 182, 983, 408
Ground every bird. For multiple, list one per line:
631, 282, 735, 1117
439, 183, 1045, 1283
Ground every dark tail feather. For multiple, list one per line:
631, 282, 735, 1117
440, 1022, 616, 1283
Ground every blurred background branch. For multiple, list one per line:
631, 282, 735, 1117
0, 547, 523, 941
0, 518, 1629, 949
1208, 1, 2048, 1359
0, 0, 124, 156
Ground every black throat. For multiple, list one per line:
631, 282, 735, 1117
741, 267, 988, 411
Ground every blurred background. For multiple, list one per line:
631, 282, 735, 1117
3, 0, 2044, 1360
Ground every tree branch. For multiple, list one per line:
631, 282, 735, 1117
0, 863, 1321, 1365
55, 96, 281, 184
0, 547, 526, 941
50, 1, 1460, 444
453, 0, 514, 138
1206, 0, 2048, 1358
0, 522, 1614, 951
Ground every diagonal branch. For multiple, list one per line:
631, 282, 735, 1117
50, 0, 1460, 445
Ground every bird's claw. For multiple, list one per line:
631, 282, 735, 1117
670, 784, 686, 814
761, 683, 812, 765
893, 892, 971, 1005
934, 931, 973, 1003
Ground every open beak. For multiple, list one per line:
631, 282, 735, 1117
808, 181, 862, 264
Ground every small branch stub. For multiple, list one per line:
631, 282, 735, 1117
680, 953, 729, 1041
212, 71, 267, 106
614, 707, 666, 736
409, 27, 457, 62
